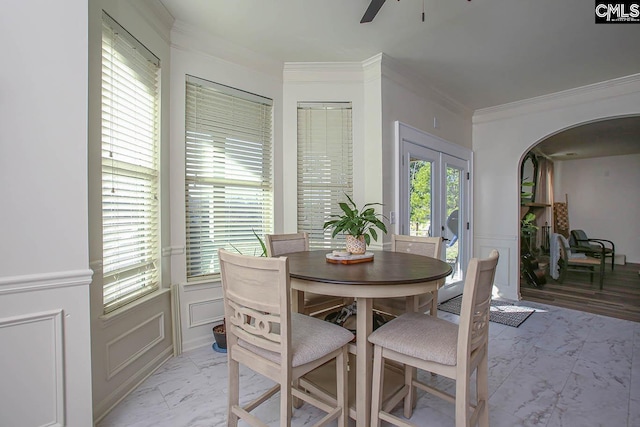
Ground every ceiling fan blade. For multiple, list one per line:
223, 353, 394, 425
361, 0, 387, 23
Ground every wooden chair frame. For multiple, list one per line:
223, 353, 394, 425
369, 250, 499, 427
266, 232, 348, 316
570, 229, 615, 271
373, 235, 444, 317
219, 249, 351, 427
557, 234, 605, 290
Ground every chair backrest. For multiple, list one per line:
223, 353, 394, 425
457, 250, 499, 365
266, 232, 309, 257
391, 234, 443, 260
218, 249, 291, 361
570, 229, 590, 249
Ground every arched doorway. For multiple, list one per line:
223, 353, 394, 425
472, 76, 640, 305
517, 116, 640, 321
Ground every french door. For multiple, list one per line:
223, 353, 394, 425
397, 123, 471, 300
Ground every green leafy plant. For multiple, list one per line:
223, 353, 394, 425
323, 194, 388, 245
521, 180, 535, 204
520, 212, 539, 254
230, 228, 267, 257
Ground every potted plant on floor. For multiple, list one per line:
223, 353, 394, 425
212, 319, 226, 352
323, 194, 388, 254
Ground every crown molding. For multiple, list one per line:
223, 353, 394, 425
170, 19, 284, 79
473, 73, 640, 124
131, 0, 174, 44
378, 53, 473, 119
283, 61, 364, 83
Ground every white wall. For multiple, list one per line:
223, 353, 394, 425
0, 0, 93, 425
380, 54, 473, 247
168, 22, 284, 352
555, 154, 640, 263
473, 74, 640, 300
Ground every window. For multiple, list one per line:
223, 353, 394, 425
101, 13, 161, 313
297, 103, 353, 248
185, 76, 273, 279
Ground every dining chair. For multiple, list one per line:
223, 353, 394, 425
373, 235, 444, 317
557, 234, 605, 289
266, 232, 348, 316
570, 229, 615, 271
368, 249, 499, 427
219, 249, 354, 427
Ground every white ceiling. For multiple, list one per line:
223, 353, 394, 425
157, 0, 640, 158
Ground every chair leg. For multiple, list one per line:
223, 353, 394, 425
455, 373, 471, 427
611, 252, 615, 271
430, 290, 438, 317
403, 363, 415, 418
228, 357, 240, 427
336, 348, 348, 427
370, 345, 384, 427
280, 375, 292, 427
477, 350, 490, 427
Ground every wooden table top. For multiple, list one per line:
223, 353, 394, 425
285, 250, 452, 285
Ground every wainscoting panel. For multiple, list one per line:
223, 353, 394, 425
0, 310, 65, 427
176, 281, 225, 352
475, 234, 518, 300
189, 298, 224, 328
105, 313, 165, 380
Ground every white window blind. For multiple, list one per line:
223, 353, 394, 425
101, 13, 161, 313
297, 103, 353, 249
185, 76, 273, 279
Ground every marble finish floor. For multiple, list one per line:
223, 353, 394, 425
98, 301, 640, 427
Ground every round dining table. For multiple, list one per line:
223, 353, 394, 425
285, 249, 452, 427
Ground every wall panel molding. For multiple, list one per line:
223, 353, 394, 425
188, 298, 224, 328
0, 310, 65, 426
105, 313, 165, 380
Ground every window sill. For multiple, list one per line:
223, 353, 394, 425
99, 287, 171, 328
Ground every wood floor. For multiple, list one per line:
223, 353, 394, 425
521, 261, 640, 322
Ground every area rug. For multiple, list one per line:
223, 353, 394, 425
438, 296, 535, 328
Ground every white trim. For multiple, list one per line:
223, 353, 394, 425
380, 54, 472, 119
0, 269, 92, 295
474, 73, 640, 123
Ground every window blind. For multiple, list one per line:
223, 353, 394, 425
101, 13, 161, 313
185, 76, 273, 279
297, 103, 353, 249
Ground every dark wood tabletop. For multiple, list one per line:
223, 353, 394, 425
285, 250, 452, 285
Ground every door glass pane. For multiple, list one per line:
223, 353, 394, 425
445, 165, 462, 283
409, 157, 432, 237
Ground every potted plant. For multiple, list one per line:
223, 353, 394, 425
212, 319, 226, 352
323, 194, 388, 254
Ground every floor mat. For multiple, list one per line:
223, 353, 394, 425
438, 296, 535, 328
